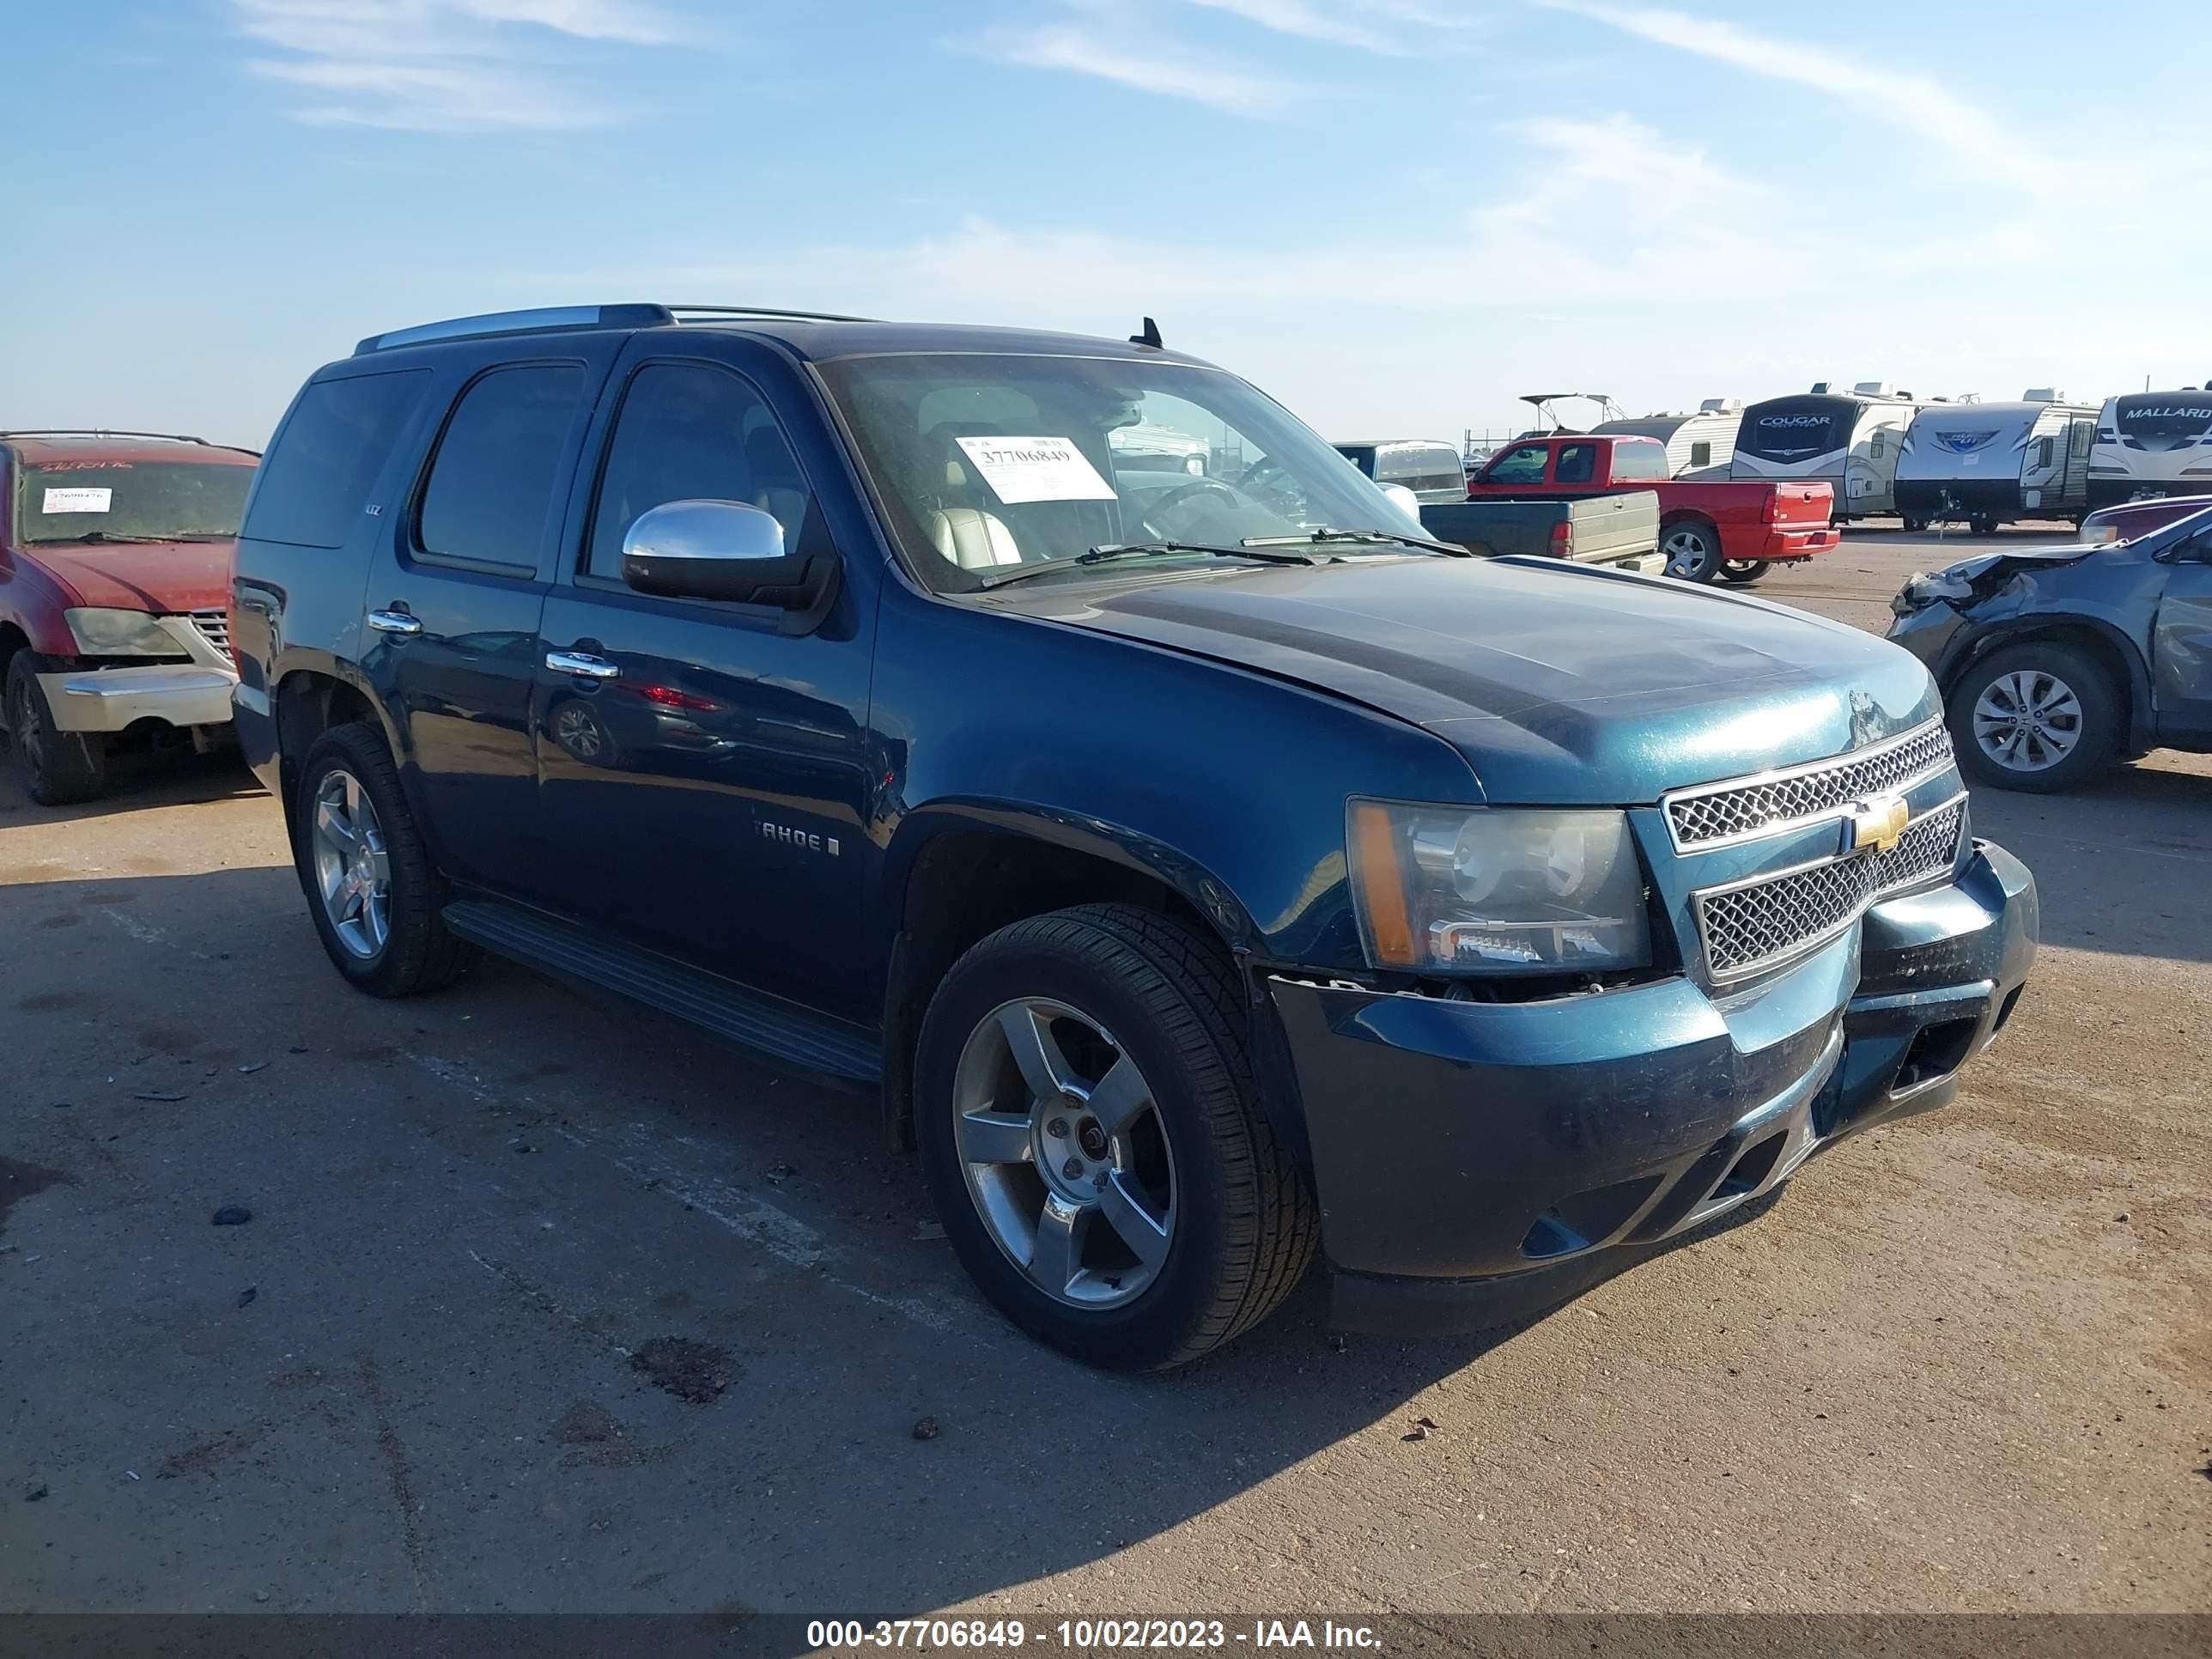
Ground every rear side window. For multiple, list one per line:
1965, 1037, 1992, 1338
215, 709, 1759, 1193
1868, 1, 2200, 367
1555, 443, 1598, 483
585, 362, 812, 580
1377, 446, 1462, 493
416, 364, 586, 573
1608, 441, 1668, 481
244, 369, 429, 549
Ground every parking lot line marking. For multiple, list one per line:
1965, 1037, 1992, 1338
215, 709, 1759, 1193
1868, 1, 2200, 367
409, 1052, 981, 1342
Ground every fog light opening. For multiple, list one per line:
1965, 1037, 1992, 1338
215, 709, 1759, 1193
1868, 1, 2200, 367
1892, 1016, 1980, 1095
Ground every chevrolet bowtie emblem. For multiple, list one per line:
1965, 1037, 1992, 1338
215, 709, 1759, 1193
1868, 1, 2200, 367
1845, 793, 1911, 855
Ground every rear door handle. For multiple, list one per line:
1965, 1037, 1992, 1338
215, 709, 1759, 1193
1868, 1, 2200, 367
545, 650, 620, 680
367, 609, 422, 636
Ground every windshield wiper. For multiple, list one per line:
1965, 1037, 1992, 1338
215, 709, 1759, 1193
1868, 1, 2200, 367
977, 540, 1316, 590
1241, 526, 1471, 557
36, 530, 193, 544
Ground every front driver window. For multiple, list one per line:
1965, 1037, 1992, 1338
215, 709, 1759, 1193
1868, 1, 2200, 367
1485, 445, 1551, 484
586, 362, 812, 580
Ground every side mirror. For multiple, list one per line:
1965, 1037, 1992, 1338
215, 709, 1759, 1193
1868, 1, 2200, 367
620, 499, 838, 618
1378, 482, 1425, 531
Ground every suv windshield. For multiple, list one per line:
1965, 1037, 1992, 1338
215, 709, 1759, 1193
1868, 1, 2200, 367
814, 353, 1422, 591
15, 460, 253, 544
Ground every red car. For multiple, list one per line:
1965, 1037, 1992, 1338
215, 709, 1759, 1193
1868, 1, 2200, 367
1, 431, 258, 803
1466, 432, 1839, 583
2077, 493, 2212, 545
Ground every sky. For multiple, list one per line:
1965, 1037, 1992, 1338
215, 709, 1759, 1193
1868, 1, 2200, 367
4, 0, 2209, 452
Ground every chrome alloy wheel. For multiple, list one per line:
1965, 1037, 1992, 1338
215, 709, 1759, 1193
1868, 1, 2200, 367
311, 769, 392, 959
1662, 525, 1719, 580
950, 997, 1177, 1310
1972, 669, 2081, 773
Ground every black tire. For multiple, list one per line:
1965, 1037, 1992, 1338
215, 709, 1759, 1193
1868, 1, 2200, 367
5, 653, 107, 805
914, 903, 1316, 1370
1900, 515, 1929, 533
1718, 559, 1771, 584
294, 721, 477, 996
1948, 641, 2121, 794
1661, 520, 1723, 582
1970, 514, 1999, 536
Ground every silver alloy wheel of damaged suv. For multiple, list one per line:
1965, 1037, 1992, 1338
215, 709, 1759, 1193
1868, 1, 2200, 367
951, 995, 1177, 1309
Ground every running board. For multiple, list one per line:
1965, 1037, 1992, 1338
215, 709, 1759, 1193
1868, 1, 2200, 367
441, 899, 882, 1084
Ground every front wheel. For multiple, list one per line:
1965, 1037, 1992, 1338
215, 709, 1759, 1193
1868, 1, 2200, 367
1948, 642, 2120, 793
1661, 522, 1723, 582
295, 721, 477, 995
4, 653, 106, 805
1718, 559, 1771, 584
914, 904, 1316, 1370
1900, 515, 1929, 533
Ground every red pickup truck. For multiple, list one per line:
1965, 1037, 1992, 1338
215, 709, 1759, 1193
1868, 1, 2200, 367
1465, 433, 1838, 583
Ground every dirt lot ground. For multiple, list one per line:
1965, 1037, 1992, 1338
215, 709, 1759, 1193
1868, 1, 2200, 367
3, 526, 2206, 1619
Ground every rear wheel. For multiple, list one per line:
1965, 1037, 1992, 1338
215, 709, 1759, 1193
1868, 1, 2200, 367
295, 721, 477, 995
1948, 642, 2120, 793
1970, 513, 1999, 536
1718, 559, 1771, 584
1661, 521, 1723, 582
1900, 515, 1929, 533
4, 653, 106, 805
914, 903, 1316, 1370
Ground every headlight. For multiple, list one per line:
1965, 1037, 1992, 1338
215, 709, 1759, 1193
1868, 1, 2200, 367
1346, 800, 1651, 975
64, 607, 180, 656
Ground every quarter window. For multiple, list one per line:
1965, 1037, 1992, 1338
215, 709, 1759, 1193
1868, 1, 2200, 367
243, 369, 429, 550
417, 364, 586, 573
586, 363, 812, 581
1608, 441, 1668, 481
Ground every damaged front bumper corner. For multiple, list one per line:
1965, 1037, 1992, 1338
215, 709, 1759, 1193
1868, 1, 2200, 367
1267, 838, 2038, 1335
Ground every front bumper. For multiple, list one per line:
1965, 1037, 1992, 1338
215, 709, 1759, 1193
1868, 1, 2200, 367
1270, 841, 2037, 1334
37, 665, 238, 734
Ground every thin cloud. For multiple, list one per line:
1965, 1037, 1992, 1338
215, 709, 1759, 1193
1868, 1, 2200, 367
1539, 0, 2068, 199
1183, 0, 1484, 54
232, 0, 678, 131
984, 24, 1309, 116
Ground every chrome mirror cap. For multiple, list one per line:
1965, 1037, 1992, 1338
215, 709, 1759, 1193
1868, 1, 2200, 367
621, 498, 787, 566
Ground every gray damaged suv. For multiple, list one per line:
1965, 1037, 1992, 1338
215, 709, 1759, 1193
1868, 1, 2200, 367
1888, 504, 2212, 792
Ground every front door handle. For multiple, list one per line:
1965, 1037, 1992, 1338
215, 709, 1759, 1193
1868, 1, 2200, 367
367, 608, 422, 637
546, 649, 620, 680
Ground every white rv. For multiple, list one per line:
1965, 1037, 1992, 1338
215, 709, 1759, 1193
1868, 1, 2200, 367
1731, 381, 1923, 520
1894, 392, 2100, 532
2087, 386, 2212, 512
1593, 398, 1742, 477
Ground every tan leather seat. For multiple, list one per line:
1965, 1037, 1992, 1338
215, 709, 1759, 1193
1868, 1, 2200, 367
928, 507, 1023, 569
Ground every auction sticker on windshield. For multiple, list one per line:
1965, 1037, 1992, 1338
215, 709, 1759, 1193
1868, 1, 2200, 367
42, 487, 113, 514
956, 436, 1116, 505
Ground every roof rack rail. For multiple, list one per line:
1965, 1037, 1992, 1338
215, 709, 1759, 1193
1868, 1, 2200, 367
354, 303, 677, 356
0, 428, 216, 446
665, 304, 881, 324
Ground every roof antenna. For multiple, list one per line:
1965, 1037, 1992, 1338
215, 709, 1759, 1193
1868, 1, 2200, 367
1129, 316, 1163, 349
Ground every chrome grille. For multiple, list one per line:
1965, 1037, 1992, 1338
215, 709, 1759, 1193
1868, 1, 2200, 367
1694, 796, 1968, 981
189, 610, 230, 653
1665, 721, 1954, 849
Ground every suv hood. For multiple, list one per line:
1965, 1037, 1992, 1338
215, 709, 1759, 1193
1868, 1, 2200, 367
21, 539, 234, 614
999, 556, 1939, 803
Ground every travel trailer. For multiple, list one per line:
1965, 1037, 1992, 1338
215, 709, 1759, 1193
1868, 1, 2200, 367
1894, 392, 2099, 532
1593, 398, 1742, 477
2087, 386, 2212, 512
1731, 382, 1923, 520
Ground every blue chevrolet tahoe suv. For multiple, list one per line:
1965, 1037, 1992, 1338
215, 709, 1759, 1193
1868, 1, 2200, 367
230, 304, 2039, 1369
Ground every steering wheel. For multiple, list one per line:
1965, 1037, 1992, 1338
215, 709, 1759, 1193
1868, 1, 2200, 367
1140, 477, 1240, 529
1237, 456, 1307, 517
